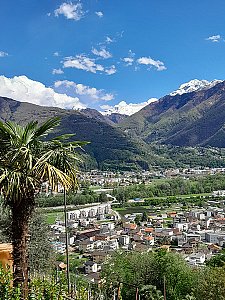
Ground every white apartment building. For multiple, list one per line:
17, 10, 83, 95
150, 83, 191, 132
205, 232, 225, 246
67, 203, 111, 220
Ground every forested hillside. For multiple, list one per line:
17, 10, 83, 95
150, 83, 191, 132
2, 92, 225, 171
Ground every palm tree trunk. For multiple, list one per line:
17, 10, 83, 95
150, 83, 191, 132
11, 198, 34, 299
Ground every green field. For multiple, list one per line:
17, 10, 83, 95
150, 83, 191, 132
146, 178, 169, 185
44, 211, 64, 224
114, 206, 153, 216
89, 185, 102, 190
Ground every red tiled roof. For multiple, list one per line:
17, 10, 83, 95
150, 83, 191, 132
124, 223, 137, 230
145, 228, 154, 233
144, 236, 154, 241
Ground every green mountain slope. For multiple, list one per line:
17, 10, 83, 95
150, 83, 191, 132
2, 89, 225, 171
0, 96, 150, 171
120, 81, 225, 147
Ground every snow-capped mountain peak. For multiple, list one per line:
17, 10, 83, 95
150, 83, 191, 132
170, 79, 222, 96
101, 79, 223, 117
101, 98, 158, 116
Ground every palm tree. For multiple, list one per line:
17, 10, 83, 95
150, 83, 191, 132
0, 118, 86, 298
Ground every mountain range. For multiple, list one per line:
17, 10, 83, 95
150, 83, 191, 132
1, 79, 225, 170
102, 79, 222, 116
119, 79, 225, 148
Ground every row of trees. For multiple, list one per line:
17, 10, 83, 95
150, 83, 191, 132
36, 189, 108, 207
114, 195, 207, 209
113, 175, 225, 202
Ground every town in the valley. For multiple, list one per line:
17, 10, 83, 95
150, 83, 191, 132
48, 167, 225, 284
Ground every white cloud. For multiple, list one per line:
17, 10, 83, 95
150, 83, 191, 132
0, 51, 8, 57
63, 54, 104, 73
54, 80, 114, 102
63, 54, 116, 75
95, 11, 103, 18
101, 98, 158, 116
98, 33, 122, 47
52, 68, 64, 75
105, 65, 116, 75
54, 2, 84, 21
92, 47, 112, 59
0, 75, 86, 110
206, 34, 222, 42
137, 56, 166, 71
53, 51, 60, 57
123, 57, 134, 66
122, 50, 135, 66
101, 94, 114, 101
105, 36, 113, 44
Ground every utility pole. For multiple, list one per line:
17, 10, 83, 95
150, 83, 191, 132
164, 275, 166, 300
113, 289, 116, 300
117, 283, 121, 299
64, 187, 70, 294
136, 287, 139, 300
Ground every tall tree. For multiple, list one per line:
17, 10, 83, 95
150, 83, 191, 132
0, 118, 85, 298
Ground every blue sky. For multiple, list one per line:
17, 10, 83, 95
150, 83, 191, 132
0, 0, 225, 112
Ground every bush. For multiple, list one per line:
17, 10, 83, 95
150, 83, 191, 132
0, 266, 67, 300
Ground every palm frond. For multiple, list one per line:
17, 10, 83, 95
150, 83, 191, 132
52, 136, 89, 148
0, 117, 87, 205
22, 121, 38, 145
52, 134, 76, 141
33, 117, 61, 139
0, 120, 17, 138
